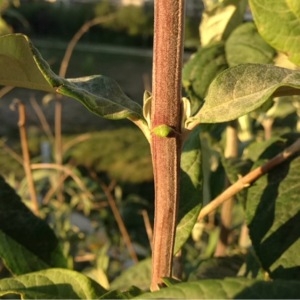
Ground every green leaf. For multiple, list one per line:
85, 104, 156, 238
0, 268, 107, 299
0, 34, 56, 92
135, 278, 300, 299
200, 0, 247, 46
246, 134, 300, 279
189, 64, 300, 125
249, 0, 300, 65
0, 176, 67, 275
182, 43, 228, 114
0, 34, 143, 121
110, 258, 151, 291
225, 22, 276, 67
174, 126, 202, 253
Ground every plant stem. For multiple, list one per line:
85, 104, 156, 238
150, 0, 185, 291
31, 163, 94, 201
30, 95, 54, 143
59, 15, 116, 78
97, 179, 139, 264
198, 138, 300, 220
215, 121, 238, 257
16, 100, 39, 216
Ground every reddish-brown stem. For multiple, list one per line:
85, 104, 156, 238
198, 138, 300, 220
16, 101, 39, 216
150, 0, 185, 291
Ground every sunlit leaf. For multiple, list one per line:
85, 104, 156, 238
135, 277, 300, 299
249, 0, 300, 65
0, 268, 107, 299
200, 0, 247, 46
188, 64, 300, 126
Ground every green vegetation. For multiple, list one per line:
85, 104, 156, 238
0, 0, 300, 298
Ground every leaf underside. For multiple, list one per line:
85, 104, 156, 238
0, 34, 143, 121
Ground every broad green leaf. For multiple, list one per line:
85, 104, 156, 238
135, 278, 300, 299
0, 34, 143, 121
225, 22, 276, 67
0, 268, 107, 299
249, 0, 300, 65
188, 64, 300, 126
0, 176, 67, 275
182, 43, 228, 114
246, 134, 300, 279
0, 34, 55, 91
174, 126, 202, 254
200, 0, 247, 46
110, 258, 151, 291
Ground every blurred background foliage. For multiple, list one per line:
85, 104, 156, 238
1, 0, 201, 48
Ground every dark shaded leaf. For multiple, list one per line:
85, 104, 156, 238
246, 134, 300, 279
182, 43, 228, 114
188, 255, 245, 281
0, 176, 67, 274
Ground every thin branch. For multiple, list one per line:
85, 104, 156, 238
97, 178, 139, 264
53, 13, 116, 203
30, 95, 54, 143
198, 138, 300, 220
0, 86, 14, 98
15, 100, 40, 216
215, 121, 238, 257
0, 140, 23, 165
140, 209, 153, 250
42, 172, 69, 204
30, 163, 94, 200
62, 133, 92, 153
59, 14, 116, 78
